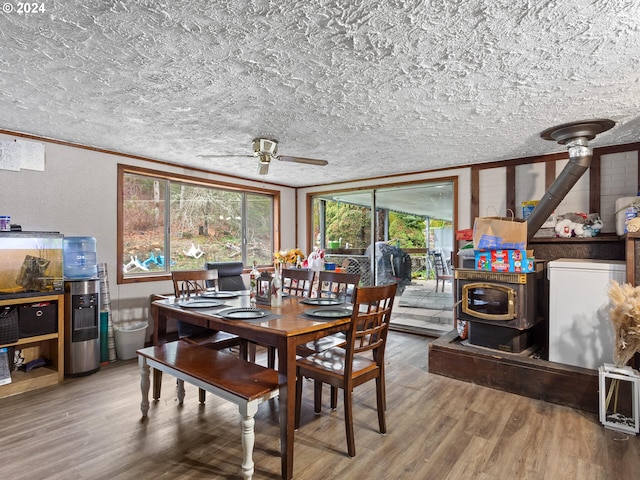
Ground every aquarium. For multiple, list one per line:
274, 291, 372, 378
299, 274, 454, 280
0, 232, 64, 298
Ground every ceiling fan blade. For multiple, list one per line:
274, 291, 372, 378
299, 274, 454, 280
197, 154, 253, 159
278, 155, 329, 166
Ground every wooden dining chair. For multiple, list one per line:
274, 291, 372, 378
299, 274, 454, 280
206, 261, 276, 368
172, 268, 218, 298
295, 270, 361, 358
316, 270, 361, 302
432, 252, 453, 292
167, 269, 241, 402
294, 282, 398, 457
281, 268, 315, 297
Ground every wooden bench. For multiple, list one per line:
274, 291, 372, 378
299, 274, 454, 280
137, 341, 279, 480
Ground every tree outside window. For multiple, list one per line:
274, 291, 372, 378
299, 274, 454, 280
119, 167, 275, 282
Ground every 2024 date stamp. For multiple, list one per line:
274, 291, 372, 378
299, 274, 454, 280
2, 2, 46, 14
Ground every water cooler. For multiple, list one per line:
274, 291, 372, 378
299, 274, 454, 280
63, 237, 100, 376
64, 279, 100, 376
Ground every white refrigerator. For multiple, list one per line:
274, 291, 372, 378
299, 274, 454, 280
547, 258, 626, 370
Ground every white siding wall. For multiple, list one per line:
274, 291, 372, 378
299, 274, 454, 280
600, 150, 638, 232
553, 158, 591, 216
515, 162, 546, 217
479, 167, 507, 216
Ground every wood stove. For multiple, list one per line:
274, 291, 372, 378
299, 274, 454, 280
455, 262, 548, 353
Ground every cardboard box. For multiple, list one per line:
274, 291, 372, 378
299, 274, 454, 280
522, 201, 538, 220
522, 200, 556, 228
474, 249, 534, 273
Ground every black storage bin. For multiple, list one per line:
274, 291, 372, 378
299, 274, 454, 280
0, 306, 19, 344
18, 302, 57, 338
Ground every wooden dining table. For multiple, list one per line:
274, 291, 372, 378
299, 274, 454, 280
150, 292, 351, 480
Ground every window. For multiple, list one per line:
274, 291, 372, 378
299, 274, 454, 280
118, 165, 277, 283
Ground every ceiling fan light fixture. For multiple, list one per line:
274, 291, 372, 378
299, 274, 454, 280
257, 154, 271, 175
253, 138, 278, 157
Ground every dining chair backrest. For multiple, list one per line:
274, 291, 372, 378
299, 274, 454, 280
431, 252, 452, 292
172, 269, 219, 298
205, 261, 247, 291
317, 270, 361, 302
347, 282, 397, 364
281, 268, 315, 297
432, 252, 449, 275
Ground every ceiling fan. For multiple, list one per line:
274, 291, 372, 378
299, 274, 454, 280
199, 138, 329, 175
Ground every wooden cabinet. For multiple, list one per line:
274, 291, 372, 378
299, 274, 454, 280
0, 294, 64, 398
625, 232, 640, 286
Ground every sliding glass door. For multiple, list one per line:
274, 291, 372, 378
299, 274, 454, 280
311, 179, 456, 335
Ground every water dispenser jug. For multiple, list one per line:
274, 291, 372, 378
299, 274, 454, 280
63, 236, 97, 279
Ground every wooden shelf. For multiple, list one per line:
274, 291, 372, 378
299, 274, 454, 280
529, 232, 621, 243
0, 293, 64, 398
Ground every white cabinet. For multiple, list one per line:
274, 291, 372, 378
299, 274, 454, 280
547, 259, 625, 370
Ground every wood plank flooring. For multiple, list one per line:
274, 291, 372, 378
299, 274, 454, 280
0, 331, 638, 479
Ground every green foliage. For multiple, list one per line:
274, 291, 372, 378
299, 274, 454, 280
325, 203, 371, 249
389, 212, 426, 248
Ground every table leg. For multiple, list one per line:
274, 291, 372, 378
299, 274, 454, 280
152, 308, 168, 400
279, 338, 296, 479
139, 356, 150, 417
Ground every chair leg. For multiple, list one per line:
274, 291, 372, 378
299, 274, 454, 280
153, 369, 163, 400
177, 379, 186, 405
239, 339, 249, 361
330, 385, 338, 409
313, 380, 323, 413
267, 346, 277, 369
343, 388, 356, 457
199, 388, 206, 404
248, 342, 257, 363
376, 376, 386, 434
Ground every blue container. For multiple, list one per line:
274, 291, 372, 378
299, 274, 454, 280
63, 236, 97, 279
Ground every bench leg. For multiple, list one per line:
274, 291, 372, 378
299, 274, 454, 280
239, 403, 259, 480
139, 357, 150, 417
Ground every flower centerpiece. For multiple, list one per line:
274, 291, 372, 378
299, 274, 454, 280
274, 248, 306, 268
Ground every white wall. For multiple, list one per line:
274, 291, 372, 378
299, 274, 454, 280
0, 132, 296, 338
600, 150, 638, 232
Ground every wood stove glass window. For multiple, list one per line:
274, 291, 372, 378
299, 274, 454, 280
461, 282, 516, 321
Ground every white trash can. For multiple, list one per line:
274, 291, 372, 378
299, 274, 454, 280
114, 322, 148, 360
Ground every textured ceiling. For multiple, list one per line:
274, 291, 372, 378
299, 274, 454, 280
1, 0, 639, 187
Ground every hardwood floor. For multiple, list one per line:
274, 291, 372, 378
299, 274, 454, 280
0, 331, 638, 479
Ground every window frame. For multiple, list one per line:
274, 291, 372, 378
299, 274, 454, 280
117, 164, 280, 285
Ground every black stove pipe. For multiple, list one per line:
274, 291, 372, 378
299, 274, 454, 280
526, 150, 592, 243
